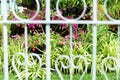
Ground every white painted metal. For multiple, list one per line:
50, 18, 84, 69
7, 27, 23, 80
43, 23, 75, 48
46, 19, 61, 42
1, 0, 120, 80
12, 0, 40, 21
101, 25, 120, 80
12, 52, 42, 80
56, 0, 87, 21
1, 20, 120, 24
101, 56, 118, 80
46, 0, 51, 80
55, 55, 88, 80
2, 0, 9, 80
70, 25, 73, 80
92, 0, 97, 80
24, 24, 28, 80
55, 0, 88, 80
104, 0, 120, 21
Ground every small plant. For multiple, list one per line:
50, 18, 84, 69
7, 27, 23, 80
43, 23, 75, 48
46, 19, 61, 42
98, 0, 120, 20
28, 34, 46, 54
8, 10, 45, 36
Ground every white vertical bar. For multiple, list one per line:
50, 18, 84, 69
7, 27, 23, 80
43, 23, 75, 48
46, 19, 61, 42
25, 24, 28, 80
92, 0, 97, 80
92, 25, 97, 80
9, 0, 12, 11
117, 25, 120, 80
3, 0, 8, 80
70, 25, 73, 80
2, 0, 7, 20
70, 25, 73, 57
46, 25, 51, 80
46, 0, 51, 80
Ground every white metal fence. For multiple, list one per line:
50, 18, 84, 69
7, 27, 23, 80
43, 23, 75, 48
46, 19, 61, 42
1, 0, 120, 80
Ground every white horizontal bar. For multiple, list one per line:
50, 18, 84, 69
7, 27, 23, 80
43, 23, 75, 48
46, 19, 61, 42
0, 20, 120, 24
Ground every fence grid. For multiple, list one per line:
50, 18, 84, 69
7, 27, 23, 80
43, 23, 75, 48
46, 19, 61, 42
1, 0, 120, 80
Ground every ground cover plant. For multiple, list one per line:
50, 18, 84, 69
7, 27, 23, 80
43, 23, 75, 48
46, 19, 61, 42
0, 0, 120, 80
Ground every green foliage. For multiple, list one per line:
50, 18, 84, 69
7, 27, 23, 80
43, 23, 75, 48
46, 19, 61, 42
0, 16, 2, 36
58, 0, 83, 9
51, 0, 92, 9
98, 0, 120, 20
0, 47, 3, 71
28, 34, 46, 54
0, 25, 2, 46
16, 0, 22, 3
51, 0, 92, 18
21, 0, 34, 4
51, 72, 117, 80
0, 35, 46, 79
12, 54, 46, 80
106, 0, 120, 19
97, 25, 118, 57
0, 24, 2, 37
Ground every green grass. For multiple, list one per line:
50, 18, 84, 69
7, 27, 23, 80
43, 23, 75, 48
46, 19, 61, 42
51, 72, 117, 80
0, 72, 118, 80
0, 72, 16, 80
